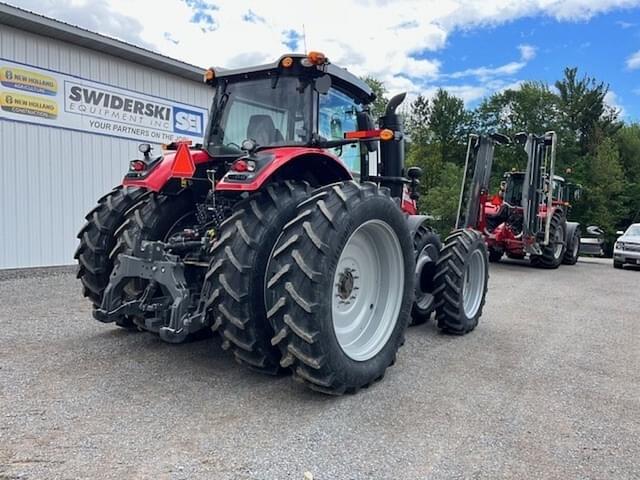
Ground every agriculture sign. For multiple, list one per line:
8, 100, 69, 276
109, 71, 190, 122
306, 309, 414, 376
0, 59, 208, 144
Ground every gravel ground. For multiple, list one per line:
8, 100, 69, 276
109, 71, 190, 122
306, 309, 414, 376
0, 257, 638, 480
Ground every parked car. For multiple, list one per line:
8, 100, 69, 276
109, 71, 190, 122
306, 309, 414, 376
580, 225, 605, 257
613, 223, 640, 268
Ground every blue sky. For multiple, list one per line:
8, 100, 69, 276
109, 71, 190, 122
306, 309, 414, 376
434, 9, 640, 118
9, 0, 640, 120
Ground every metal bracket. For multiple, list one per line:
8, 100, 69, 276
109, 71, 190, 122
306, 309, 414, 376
96, 240, 205, 343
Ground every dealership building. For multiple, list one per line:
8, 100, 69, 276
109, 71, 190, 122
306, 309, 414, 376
0, 3, 211, 269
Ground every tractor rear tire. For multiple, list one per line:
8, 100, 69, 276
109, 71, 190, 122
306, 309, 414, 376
265, 181, 414, 395
530, 212, 566, 269
433, 229, 489, 335
488, 247, 503, 263
203, 181, 311, 375
562, 226, 581, 265
75, 186, 149, 309
410, 225, 441, 326
109, 192, 196, 329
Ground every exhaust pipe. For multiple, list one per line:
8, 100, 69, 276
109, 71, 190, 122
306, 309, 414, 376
379, 93, 406, 197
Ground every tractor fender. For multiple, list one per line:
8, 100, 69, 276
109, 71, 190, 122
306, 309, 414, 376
215, 147, 353, 192
122, 149, 213, 192
565, 221, 580, 243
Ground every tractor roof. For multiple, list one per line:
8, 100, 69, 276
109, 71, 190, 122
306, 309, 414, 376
214, 54, 375, 105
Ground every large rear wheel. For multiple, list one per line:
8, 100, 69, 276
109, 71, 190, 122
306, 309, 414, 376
75, 186, 148, 309
265, 181, 414, 395
433, 229, 489, 335
202, 182, 311, 374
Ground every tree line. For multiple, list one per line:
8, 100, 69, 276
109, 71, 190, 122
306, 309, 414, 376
363, 70, 640, 244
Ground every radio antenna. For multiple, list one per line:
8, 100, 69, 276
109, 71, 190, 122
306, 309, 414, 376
302, 24, 307, 53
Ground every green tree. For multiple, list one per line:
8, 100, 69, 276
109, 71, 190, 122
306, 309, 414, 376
555, 67, 621, 155
614, 124, 640, 224
361, 76, 388, 120
421, 162, 464, 233
406, 94, 430, 144
428, 89, 470, 165
573, 138, 626, 236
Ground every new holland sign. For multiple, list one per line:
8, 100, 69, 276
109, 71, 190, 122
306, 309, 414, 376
0, 59, 208, 144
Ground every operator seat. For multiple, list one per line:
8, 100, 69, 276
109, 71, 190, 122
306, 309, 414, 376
485, 203, 510, 232
247, 115, 284, 146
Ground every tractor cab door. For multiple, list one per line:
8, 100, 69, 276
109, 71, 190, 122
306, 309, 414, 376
318, 87, 365, 176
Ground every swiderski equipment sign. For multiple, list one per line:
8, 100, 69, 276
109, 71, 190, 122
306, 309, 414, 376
0, 59, 207, 144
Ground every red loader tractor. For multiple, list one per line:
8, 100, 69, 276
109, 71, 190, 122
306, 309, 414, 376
75, 52, 489, 394
457, 131, 581, 268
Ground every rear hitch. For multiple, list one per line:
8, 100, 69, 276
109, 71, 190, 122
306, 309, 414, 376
95, 240, 206, 343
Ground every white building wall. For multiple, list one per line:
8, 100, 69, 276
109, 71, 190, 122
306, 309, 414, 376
0, 24, 212, 268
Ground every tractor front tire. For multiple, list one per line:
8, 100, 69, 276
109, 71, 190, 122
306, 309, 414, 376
433, 229, 489, 335
410, 225, 441, 326
530, 212, 566, 269
203, 182, 311, 375
562, 226, 581, 265
265, 181, 414, 395
75, 186, 149, 309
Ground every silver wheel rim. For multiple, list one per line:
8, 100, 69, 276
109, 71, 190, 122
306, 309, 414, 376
462, 249, 486, 318
332, 220, 404, 361
572, 236, 579, 258
553, 226, 564, 259
415, 247, 434, 311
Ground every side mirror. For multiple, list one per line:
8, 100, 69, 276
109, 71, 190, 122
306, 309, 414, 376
407, 166, 422, 180
314, 74, 331, 95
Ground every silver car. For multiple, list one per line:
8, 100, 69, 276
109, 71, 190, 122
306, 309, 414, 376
613, 223, 640, 268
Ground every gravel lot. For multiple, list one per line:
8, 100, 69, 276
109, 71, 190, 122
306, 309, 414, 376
0, 257, 638, 480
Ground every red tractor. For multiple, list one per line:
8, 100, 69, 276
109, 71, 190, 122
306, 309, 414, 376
76, 52, 489, 395
457, 132, 581, 268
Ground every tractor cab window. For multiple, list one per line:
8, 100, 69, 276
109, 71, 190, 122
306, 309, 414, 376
504, 173, 524, 206
319, 88, 362, 174
206, 76, 313, 155
552, 180, 564, 202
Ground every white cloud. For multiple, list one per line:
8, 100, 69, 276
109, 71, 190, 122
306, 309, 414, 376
626, 50, 640, 70
8, 0, 640, 105
518, 44, 537, 61
442, 44, 535, 82
8, 0, 155, 50
604, 90, 626, 117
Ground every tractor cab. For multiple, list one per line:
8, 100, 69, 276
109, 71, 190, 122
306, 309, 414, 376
202, 53, 376, 176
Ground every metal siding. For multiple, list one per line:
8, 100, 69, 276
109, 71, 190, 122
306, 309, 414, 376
0, 24, 213, 269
